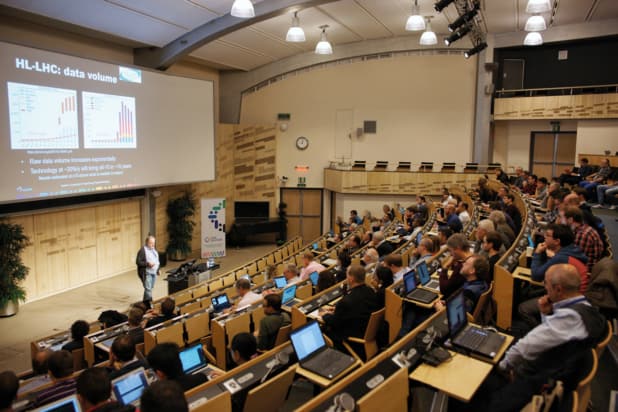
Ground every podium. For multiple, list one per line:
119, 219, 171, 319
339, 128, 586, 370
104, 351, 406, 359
164, 264, 220, 295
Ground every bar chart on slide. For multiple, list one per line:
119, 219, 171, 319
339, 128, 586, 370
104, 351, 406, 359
8, 82, 79, 149
83, 91, 137, 149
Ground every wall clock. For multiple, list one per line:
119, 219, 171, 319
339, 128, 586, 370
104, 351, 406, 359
296, 136, 309, 150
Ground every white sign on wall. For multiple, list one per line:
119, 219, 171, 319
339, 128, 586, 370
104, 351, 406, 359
201, 198, 226, 259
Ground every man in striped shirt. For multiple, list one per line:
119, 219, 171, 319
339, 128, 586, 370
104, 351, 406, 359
564, 207, 603, 273
33, 350, 76, 407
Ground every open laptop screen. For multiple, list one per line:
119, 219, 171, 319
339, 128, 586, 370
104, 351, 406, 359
313, 242, 319, 250
403, 271, 416, 294
112, 368, 148, 406
274, 276, 287, 289
179, 344, 206, 374
211, 294, 230, 312
309, 271, 319, 286
446, 289, 467, 337
282, 285, 297, 304
33, 395, 81, 412
290, 321, 325, 362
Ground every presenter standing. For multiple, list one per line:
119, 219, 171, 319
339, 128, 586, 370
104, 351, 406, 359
136, 235, 160, 308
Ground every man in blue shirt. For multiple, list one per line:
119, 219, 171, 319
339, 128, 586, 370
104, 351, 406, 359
136, 235, 160, 307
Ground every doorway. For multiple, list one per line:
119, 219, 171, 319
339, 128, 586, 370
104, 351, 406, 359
530, 131, 577, 179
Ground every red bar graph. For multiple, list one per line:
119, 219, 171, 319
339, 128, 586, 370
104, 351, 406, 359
116, 101, 134, 143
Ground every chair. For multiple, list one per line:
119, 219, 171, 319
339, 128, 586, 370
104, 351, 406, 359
257, 259, 267, 271
192, 284, 209, 299
190, 390, 231, 412
209, 278, 224, 292
296, 283, 313, 300
274, 324, 292, 347
222, 273, 237, 287
266, 254, 275, 265
464, 162, 479, 173
441, 162, 456, 172
180, 300, 201, 315
274, 250, 282, 262
396, 161, 411, 171
287, 244, 295, 256
487, 163, 502, 171
174, 290, 193, 306
342, 308, 385, 362
251, 306, 266, 333
281, 247, 289, 259
419, 162, 433, 172
374, 161, 388, 170
242, 365, 297, 412
72, 348, 86, 371
352, 160, 366, 170
576, 349, 598, 412
471, 281, 495, 325
595, 320, 612, 357
246, 263, 258, 275
185, 310, 210, 344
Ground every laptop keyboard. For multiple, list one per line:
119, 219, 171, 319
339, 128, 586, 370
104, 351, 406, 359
408, 288, 437, 303
303, 350, 351, 378
456, 327, 487, 350
425, 279, 440, 290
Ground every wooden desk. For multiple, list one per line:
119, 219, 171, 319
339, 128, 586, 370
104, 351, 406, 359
296, 359, 361, 388
409, 351, 492, 402
512, 266, 544, 287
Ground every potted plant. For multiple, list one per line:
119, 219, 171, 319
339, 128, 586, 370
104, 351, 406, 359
0, 219, 30, 317
166, 191, 196, 261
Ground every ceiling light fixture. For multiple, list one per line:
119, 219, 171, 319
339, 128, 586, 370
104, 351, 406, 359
524, 15, 547, 31
286, 12, 306, 42
524, 31, 543, 46
525, 0, 551, 14
405, 0, 425, 31
434, 0, 456, 13
444, 25, 471, 46
464, 42, 487, 58
448, 5, 479, 32
419, 17, 437, 45
315, 25, 333, 55
231, 0, 255, 18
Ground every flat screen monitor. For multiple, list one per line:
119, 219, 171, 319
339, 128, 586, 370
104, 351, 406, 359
234, 201, 269, 220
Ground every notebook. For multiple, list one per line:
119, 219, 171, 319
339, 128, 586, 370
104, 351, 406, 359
289, 321, 355, 380
403, 271, 438, 304
282, 284, 298, 307
274, 276, 288, 289
179, 344, 213, 376
309, 271, 319, 286
211, 294, 231, 313
446, 289, 505, 358
32, 395, 81, 412
417, 261, 440, 291
111, 367, 149, 406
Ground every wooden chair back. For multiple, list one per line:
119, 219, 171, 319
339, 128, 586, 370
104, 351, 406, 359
189, 390, 231, 412
242, 365, 296, 412
72, 348, 86, 372
185, 311, 210, 344
296, 283, 313, 300
274, 324, 292, 347
595, 320, 612, 357
472, 281, 495, 325
576, 349, 598, 412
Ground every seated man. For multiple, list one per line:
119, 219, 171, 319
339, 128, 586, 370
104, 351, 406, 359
146, 343, 207, 391
457, 201, 471, 226
299, 251, 326, 281
140, 381, 188, 412
33, 350, 76, 407
0, 371, 18, 412
466, 264, 607, 412
62, 320, 90, 352
559, 157, 593, 186
126, 307, 145, 345
439, 234, 472, 299
383, 253, 409, 283
322, 264, 379, 349
579, 158, 612, 199
282, 263, 301, 285
438, 203, 463, 233
76, 367, 135, 412
234, 278, 262, 309
230, 333, 258, 366
482, 231, 503, 282
473, 219, 495, 256
434, 255, 489, 314
362, 247, 379, 277
145, 298, 176, 328
371, 231, 395, 257
594, 180, 618, 210
256, 294, 291, 351
107, 335, 146, 380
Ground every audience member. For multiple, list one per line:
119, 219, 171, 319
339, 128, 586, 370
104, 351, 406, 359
477, 177, 497, 203
32, 349, 52, 376
0, 371, 18, 412
76, 367, 135, 412
457, 201, 470, 226
415, 195, 429, 220
440, 234, 472, 299
360, 230, 372, 247
235, 278, 262, 309
512, 166, 525, 189
410, 236, 436, 267
564, 207, 603, 273
437, 226, 453, 248
467, 264, 606, 412
372, 265, 394, 309
145, 298, 176, 328
107, 335, 146, 380
126, 307, 145, 345
579, 158, 611, 199
349, 210, 362, 226
560, 157, 593, 186
473, 219, 495, 255
362, 248, 379, 276
383, 254, 409, 283
534, 177, 549, 205
438, 203, 463, 233
594, 180, 618, 210
382, 204, 395, 222
371, 231, 394, 257
33, 350, 76, 407
488, 211, 515, 248
482, 231, 503, 281
435, 255, 489, 314
322, 264, 379, 349
522, 174, 537, 195
230, 333, 258, 366
299, 251, 326, 281
146, 342, 206, 391
140, 381, 188, 412
502, 194, 522, 234
494, 168, 510, 186
317, 270, 337, 292
256, 294, 291, 351
62, 320, 89, 352
282, 263, 301, 285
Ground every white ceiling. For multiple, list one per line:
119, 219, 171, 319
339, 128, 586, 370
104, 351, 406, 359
1, 0, 617, 71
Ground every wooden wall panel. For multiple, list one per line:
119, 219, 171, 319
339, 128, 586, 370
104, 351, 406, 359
120, 201, 142, 270
494, 93, 618, 120
66, 208, 97, 285
95, 204, 123, 277
33, 212, 69, 296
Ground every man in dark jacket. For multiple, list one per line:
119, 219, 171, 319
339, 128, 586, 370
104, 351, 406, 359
77, 367, 135, 412
322, 264, 379, 349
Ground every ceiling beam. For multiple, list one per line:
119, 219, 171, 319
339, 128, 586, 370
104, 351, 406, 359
133, 0, 339, 70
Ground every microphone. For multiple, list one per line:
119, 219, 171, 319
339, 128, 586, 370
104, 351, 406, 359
260, 351, 290, 383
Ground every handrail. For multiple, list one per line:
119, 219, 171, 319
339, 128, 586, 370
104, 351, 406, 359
494, 83, 618, 98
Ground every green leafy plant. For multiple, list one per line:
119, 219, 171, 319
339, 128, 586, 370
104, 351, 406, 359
0, 219, 30, 307
166, 191, 196, 260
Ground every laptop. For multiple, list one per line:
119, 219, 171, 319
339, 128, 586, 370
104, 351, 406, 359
309, 271, 319, 286
289, 321, 356, 380
417, 261, 440, 291
179, 344, 214, 376
446, 289, 505, 358
32, 395, 81, 412
403, 271, 438, 304
211, 294, 231, 313
274, 276, 288, 289
281, 284, 299, 307
111, 367, 149, 406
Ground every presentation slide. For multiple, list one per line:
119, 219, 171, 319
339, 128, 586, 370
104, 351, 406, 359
0, 41, 215, 204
